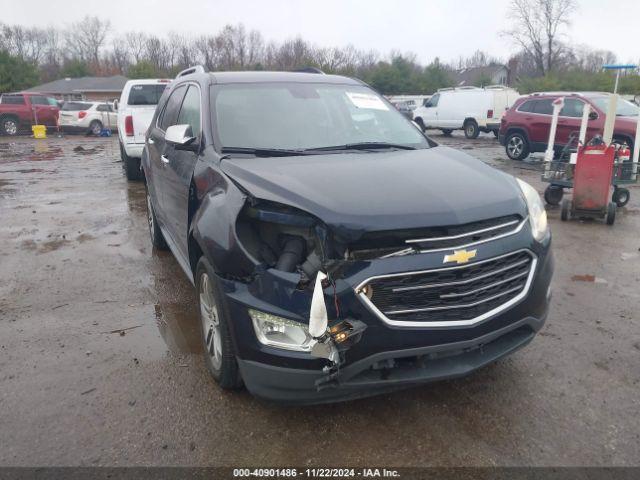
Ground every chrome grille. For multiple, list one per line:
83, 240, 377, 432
357, 250, 536, 327
349, 215, 525, 260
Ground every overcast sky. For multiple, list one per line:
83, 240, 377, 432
2, 0, 638, 64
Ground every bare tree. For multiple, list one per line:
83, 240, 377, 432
65, 16, 111, 65
503, 0, 576, 75
124, 32, 147, 63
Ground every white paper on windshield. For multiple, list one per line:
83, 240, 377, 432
346, 92, 389, 111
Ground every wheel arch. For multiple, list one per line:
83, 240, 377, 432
187, 172, 256, 281
505, 126, 530, 144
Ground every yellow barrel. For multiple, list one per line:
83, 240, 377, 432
32, 125, 47, 139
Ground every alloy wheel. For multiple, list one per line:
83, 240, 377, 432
200, 273, 222, 369
508, 137, 524, 157
4, 120, 17, 135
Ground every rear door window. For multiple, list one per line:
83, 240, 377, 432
96, 104, 113, 112
127, 84, 168, 106
29, 96, 50, 105
518, 100, 535, 113
560, 98, 585, 118
1, 94, 25, 105
533, 99, 554, 115
159, 85, 187, 131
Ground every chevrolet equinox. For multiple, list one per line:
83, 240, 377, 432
142, 66, 553, 404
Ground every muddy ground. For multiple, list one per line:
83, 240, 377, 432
0, 132, 639, 467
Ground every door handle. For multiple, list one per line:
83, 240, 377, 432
161, 155, 169, 164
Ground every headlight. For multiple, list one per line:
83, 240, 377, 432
516, 178, 548, 242
249, 309, 313, 352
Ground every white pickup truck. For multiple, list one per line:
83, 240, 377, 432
116, 79, 170, 180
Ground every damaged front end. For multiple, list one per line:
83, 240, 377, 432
233, 197, 368, 376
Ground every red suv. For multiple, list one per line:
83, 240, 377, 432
498, 92, 639, 160
0, 92, 60, 135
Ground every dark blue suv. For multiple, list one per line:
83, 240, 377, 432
142, 66, 553, 404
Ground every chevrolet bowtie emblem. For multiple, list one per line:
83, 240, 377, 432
443, 249, 477, 265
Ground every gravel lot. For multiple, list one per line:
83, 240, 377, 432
1, 131, 639, 467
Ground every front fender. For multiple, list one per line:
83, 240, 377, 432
190, 163, 256, 279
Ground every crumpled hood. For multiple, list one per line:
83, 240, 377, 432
221, 146, 527, 237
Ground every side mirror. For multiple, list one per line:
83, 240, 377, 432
165, 124, 196, 147
589, 111, 598, 121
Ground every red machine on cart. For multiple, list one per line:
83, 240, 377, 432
541, 90, 639, 225
560, 141, 618, 224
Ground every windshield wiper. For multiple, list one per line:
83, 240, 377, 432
305, 142, 417, 152
221, 146, 308, 157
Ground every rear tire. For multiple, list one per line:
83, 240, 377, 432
89, 120, 103, 136
414, 118, 426, 132
492, 130, 499, 138
441, 129, 453, 136
1, 116, 19, 136
561, 199, 571, 221
606, 202, 616, 225
463, 119, 480, 139
505, 132, 530, 161
121, 143, 142, 181
196, 257, 243, 390
544, 185, 564, 206
145, 186, 168, 250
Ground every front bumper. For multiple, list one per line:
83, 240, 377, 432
219, 227, 553, 404
238, 315, 545, 404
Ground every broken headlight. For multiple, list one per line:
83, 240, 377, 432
249, 309, 313, 352
516, 178, 548, 242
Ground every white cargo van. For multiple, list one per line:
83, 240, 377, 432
116, 79, 171, 180
412, 86, 520, 138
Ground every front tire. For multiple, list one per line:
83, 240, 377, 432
561, 199, 571, 221
196, 257, 243, 390
1, 116, 19, 136
463, 120, 479, 139
606, 202, 616, 225
505, 132, 530, 161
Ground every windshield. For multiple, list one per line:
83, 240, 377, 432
127, 84, 167, 106
211, 83, 428, 152
590, 96, 639, 117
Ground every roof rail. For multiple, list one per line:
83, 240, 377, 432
293, 66, 325, 74
437, 86, 481, 92
176, 65, 206, 78
530, 91, 582, 97
484, 84, 512, 90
